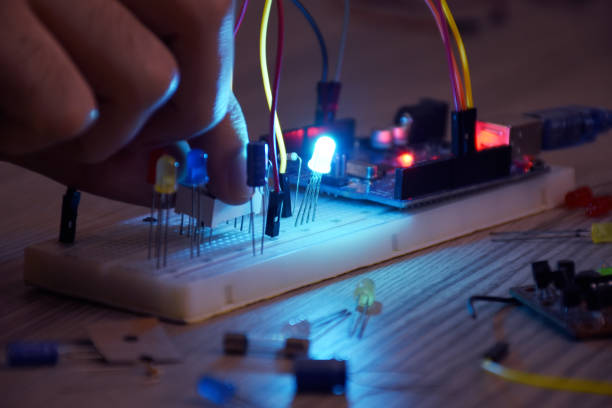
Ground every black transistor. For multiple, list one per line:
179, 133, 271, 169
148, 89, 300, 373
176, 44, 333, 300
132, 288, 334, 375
59, 187, 80, 244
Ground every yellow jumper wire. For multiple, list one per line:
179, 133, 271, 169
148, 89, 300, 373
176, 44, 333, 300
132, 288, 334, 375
260, 0, 287, 174
482, 359, 612, 395
440, 0, 473, 108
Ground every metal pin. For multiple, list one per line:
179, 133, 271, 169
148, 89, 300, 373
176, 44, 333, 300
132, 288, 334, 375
155, 195, 163, 269
163, 195, 170, 267
179, 214, 184, 235
261, 187, 266, 254
250, 195, 256, 256
148, 192, 156, 259
240, 215, 244, 232
196, 187, 201, 257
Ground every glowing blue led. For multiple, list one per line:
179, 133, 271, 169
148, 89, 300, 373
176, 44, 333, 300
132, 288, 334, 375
308, 136, 336, 174
182, 149, 209, 186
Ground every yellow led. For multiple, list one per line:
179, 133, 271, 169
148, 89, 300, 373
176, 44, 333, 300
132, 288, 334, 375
591, 223, 612, 244
354, 278, 375, 309
154, 154, 178, 194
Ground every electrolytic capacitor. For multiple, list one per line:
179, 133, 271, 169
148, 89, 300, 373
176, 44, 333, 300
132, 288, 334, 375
246, 142, 268, 256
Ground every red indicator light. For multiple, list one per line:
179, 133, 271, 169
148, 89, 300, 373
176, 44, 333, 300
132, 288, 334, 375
397, 152, 414, 168
475, 121, 510, 151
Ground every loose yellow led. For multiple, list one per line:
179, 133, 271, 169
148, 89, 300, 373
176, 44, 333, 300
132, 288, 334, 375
354, 278, 375, 309
155, 155, 178, 194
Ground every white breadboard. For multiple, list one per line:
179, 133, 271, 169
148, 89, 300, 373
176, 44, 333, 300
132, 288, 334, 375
24, 166, 574, 323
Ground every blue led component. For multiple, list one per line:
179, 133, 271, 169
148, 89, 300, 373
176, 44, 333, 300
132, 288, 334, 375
197, 376, 236, 405
308, 136, 336, 174
182, 149, 209, 187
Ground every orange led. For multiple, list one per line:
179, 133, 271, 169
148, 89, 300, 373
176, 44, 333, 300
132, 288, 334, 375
398, 152, 415, 168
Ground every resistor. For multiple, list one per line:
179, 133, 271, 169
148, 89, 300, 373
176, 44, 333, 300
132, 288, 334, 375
246, 142, 268, 256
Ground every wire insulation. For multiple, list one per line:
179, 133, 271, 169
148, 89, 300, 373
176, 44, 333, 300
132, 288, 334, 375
423, 0, 465, 109
334, 0, 350, 82
260, 0, 287, 175
268, 0, 285, 192
290, 0, 329, 82
435, 0, 460, 110
234, 0, 249, 36
482, 359, 612, 395
440, 0, 473, 108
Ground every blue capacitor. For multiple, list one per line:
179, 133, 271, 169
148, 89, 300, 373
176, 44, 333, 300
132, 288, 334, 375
247, 142, 268, 187
182, 149, 209, 187
197, 376, 236, 405
6, 342, 59, 367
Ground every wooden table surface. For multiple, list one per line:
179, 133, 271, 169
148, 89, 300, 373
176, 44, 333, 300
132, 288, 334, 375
2, 1, 612, 407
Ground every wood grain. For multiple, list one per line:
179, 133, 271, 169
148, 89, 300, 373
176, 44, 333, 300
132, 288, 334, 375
2, 1, 612, 407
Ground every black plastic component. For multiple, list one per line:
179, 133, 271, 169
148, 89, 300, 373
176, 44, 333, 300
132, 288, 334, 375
451, 108, 477, 157
575, 270, 601, 289
223, 333, 248, 355
596, 284, 612, 308
557, 260, 576, 285
552, 270, 566, 290
265, 191, 283, 237
562, 285, 582, 308
59, 187, 81, 244
531, 261, 553, 289
280, 118, 355, 159
283, 338, 310, 359
294, 359, 347, 394
247, 142, 268, 187
394, 145, 512, 200
483, 342, 509, 363
393, 98, 448, 144
315, 81, 342, 124
279, 174, 292, 218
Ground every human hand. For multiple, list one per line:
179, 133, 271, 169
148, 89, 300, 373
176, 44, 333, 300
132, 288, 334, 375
0, 0, 250, 205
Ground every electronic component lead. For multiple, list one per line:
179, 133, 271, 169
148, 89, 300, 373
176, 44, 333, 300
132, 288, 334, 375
182, 149, 209, 257
247, 142, 268, 255
295, 136, 336, 226
148, 154, 178, 268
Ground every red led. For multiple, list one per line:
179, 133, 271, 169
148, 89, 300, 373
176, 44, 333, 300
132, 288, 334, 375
307, 126, 324, 138
586, 196, 612, 218
397, 152, 415, 168
564, 186, 593, 208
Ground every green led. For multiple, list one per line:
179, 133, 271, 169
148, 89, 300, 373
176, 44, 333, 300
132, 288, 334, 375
354, 278, 375, 309
598, 267, 612, 276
